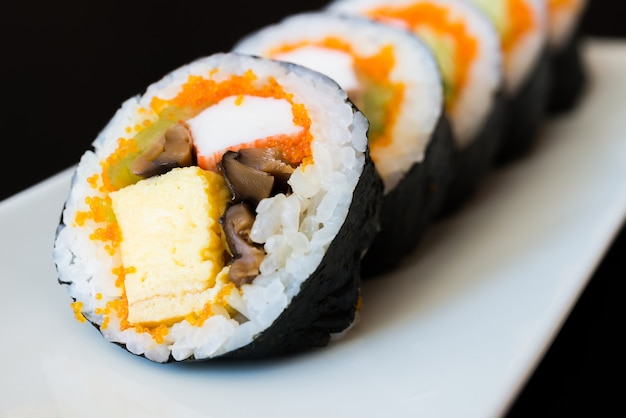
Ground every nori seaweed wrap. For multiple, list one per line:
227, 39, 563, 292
497, 47, 552, 164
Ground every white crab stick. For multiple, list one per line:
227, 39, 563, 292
274, 46, 359, 92
187, 95, 303, 166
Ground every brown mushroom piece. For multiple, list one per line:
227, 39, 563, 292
131, 123, 194, 178
220, 203, 265, 287
219, 151, 275, 207
237, 147, 295, 189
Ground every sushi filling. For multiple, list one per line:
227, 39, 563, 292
109, 90, 306, 327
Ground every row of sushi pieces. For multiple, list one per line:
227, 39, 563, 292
52, 0, 589, 363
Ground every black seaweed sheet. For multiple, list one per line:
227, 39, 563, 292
360, 112, 455, 278
439, 91, 507, 216
547, 30, 588, 115
495, 49, 553, 165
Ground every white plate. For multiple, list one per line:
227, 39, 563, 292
1, 39, 625, 418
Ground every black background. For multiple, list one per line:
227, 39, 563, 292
2, 1, 624, 416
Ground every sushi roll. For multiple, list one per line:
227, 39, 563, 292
52, 52, 383, 363
233, 11, 455, 276
467, 0, 552, 163
546, 0, 589, 114
327, 0, 505, 214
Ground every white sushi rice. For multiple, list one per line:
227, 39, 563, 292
53, 52, 368, 363
327, 0, 503, 149
233, 11, 443, 193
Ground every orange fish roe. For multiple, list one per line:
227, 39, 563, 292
184, 304, 214, 327
73, 194, 122, 256
503, 0, 535, 57
74, 196, 114, 225
106, 297, 130, 330
548, 0, 577, 13
365, 2, 478, 109
150, 325, 169, 344
132, 323, 170, 344
86, 174, 99, 189
112, 265, 133, 289
71, 301, 87, 323
217, 282, 238, 316
266, 38, 404, 151
99, 266, 129, 331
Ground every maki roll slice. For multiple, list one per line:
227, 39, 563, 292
328, 0, 505, 215
468, 0, 552, 163
545, 0, 589, 114
52, 52, 383, 363
233, 11, 454, 276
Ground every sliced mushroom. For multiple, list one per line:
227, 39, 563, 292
219, 151, 275, 206
220, 203, 265, 287
219, 148, 297, 207
237, 147, 295, 186
131, 123, 194, 178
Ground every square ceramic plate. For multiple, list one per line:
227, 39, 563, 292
1, 39, 625, 418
